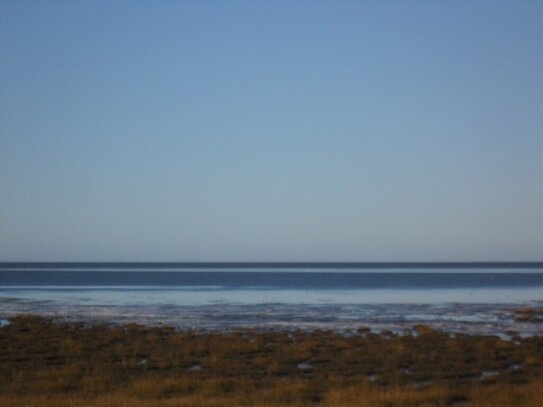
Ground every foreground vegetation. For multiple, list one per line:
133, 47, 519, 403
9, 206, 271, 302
0, 315, 542, 406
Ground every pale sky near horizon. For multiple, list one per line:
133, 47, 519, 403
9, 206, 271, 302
1, 1, 542, 262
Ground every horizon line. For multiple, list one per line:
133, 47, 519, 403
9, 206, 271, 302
1, 261, 543, 269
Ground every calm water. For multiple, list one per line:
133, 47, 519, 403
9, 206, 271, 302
1, 264, 543, 335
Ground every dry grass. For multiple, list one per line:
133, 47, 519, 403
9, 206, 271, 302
515, 307, 543, 322
0, 315, 542, 406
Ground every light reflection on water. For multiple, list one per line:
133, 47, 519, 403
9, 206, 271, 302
1, 286, 542, 306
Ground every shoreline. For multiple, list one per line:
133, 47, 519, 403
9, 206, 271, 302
2, 301, 543, 337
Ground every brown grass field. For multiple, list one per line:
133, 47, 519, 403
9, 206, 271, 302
0, 314, 542, 406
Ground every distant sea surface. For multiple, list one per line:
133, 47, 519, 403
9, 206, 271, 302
1, 263, 542, 335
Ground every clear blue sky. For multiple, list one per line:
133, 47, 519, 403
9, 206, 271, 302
1, 1, 542, 261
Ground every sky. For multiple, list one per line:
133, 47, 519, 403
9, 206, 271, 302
1, 1, 542, 262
